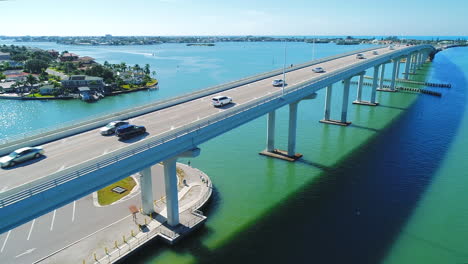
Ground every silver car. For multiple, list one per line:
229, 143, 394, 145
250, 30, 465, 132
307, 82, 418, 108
100, 121, 129, 135
0, 147, 45, 168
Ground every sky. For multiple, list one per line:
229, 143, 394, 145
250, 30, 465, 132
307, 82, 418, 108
0, 0, 467, 36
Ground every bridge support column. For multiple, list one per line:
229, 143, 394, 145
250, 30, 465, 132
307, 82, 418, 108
411, 54, 417, 74
356, 73, 364, 102
353, 71, 376, 106
287, 102, 298, 157
324, 84, 332, 120
266, 111, 276, 152
163, 157, 179, 227
395, 58, 401, 79
162, 148, 200, 227
341, 77, 351, 124
404, 54, 411, 80
377, 62, 391, 92
370, 65, 379, 105
140, 167, 154, 215
261, 93, 317, 161
320, 78, 352, 126
389, 59, 399, 91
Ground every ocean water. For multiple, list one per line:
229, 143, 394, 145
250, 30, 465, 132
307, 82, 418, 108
0, 40, 467, 263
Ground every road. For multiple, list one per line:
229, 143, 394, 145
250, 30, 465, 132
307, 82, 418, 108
0, 46, 406, 193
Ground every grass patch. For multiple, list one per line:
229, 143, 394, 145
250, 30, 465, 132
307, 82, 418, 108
26, 93, 55, 98
146, 79, 158, 86
97, 177, 137, 206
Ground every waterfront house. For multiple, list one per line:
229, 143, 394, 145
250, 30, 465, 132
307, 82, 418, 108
78, 56, 96, 65
61, 75, 104, 92
47, 49, 59, 58
39, 84, 60, 95
59, 52, 79, 62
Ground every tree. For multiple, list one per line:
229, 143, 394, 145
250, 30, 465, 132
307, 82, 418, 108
24, 59, 49, 74
39, 71, 49, 82
25, 74, 38, 87
0, 71, 6, 80
62, 62, 77, 74
144, 64, 150, 75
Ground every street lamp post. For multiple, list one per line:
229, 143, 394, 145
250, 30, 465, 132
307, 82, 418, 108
282, 42, 287, 96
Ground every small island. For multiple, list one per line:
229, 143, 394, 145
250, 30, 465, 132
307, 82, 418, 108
0, 45, 158, 102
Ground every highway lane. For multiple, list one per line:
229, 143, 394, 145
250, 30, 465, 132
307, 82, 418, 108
0, 46, 406, 192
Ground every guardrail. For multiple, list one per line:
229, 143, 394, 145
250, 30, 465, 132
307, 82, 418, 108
0, 45, 386, 150
0, 45, 435, 209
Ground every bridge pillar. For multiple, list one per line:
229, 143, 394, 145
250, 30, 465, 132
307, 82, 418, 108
163, 148, 200, 227
395, 58, 401, 79
404, 54, 411, 80
140, 167, 154, 215
163, 157, 179, 227
411, 54, 417, 74
324, 84, 332, 120
355, 73, 364, 102
390, 59, 399, 91
370, 65, 379, 104
341, 77, 351, 123
266, 111, 276, 152
352, 71, 376, 106
287, 102, 298, 157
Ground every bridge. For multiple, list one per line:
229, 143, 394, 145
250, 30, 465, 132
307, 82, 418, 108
0, 44, 436, 233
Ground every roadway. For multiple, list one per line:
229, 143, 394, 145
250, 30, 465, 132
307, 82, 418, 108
0, 45, 407, 194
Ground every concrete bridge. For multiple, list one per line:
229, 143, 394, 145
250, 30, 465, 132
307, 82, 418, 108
0, 44, 436, 234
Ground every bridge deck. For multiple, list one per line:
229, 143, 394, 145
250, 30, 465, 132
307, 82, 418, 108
0, 45, 407, 193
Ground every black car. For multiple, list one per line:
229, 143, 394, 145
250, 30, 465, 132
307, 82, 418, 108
115, 124, 146, 139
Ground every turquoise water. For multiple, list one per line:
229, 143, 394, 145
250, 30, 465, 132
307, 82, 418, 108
1, 40, 467, 263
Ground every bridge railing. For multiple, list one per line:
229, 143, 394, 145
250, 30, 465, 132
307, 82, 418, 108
0, 45, 386, 151
0, 45, 435, 208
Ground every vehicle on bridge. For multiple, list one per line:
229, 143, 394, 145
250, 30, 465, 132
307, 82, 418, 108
373, 51, 379, 55
115, 124, 146, 139
356, 53, 365, 59
312, 67, 325, 73
211, 95, 232, 107
272, 79, 285, 87
100, 120, 129, 135
0, 147, 44, 168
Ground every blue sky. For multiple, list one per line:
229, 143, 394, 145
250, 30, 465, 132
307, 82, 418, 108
1, 0, 467, 36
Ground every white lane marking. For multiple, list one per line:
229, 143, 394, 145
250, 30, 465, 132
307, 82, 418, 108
0, 186, 8, 193
1, 230, 11, 253
72, 201, 76, 222
170, 126, 174, 130
15, 248, 36, 258
27, 219, 35, 241
102, 149, 109, 155
50, 210, 56, 231
55, 165, 65, 172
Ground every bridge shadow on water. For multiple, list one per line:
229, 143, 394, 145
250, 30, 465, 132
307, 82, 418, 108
177, 55, 466, 264
125, 53, 466, 264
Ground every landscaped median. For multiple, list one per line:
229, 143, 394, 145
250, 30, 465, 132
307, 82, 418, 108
97, 177, 137, 206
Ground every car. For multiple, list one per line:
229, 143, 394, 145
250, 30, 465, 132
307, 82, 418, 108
211, 95, 232, 107
312, 67, 325, 73
389, 45, 395, 50
0, 146, 44, 168
372, 51, 379, 55
115, 124, 146, 139
272, 79, 285, 87
100, 120, 129, 135
356, 53, 365, 59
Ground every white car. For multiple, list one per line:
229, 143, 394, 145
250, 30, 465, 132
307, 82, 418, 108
0, 147, 44, 168
372, 51, 379, 55
389, 46, 395, 50
272, 79, 285, 87
356, 53, 365, 59
212, 96, 232, 107
312, 67, 325, 73
100, 121, 129, 135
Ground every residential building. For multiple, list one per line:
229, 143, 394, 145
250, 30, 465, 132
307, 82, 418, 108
61, 75, 104, 92
59, 52, 79, 62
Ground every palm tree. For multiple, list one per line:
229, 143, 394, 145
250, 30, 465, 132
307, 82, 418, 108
144, 64, 150, 75
25, 74, 37, 87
